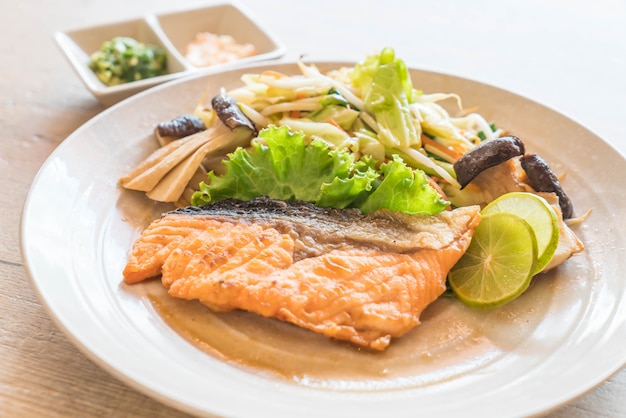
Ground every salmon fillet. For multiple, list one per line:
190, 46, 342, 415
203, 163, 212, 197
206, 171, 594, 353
123, 197, 481, 350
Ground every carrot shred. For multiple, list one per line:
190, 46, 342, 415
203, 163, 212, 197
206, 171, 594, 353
328, 119, 343, 130
422, 136, 463, 161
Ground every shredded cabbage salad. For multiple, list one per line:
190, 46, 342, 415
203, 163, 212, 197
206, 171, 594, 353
192, 47, 503, 215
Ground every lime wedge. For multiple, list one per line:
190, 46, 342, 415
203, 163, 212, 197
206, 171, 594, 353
482, 192, 559, 273
448, 212, 537, 308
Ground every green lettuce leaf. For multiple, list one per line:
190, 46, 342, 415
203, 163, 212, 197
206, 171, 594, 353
191, 125, 378, 208
317, 157, 378, 208
351, 47, 420, 149
191, 125, 448, 216
358, 155, 449, 215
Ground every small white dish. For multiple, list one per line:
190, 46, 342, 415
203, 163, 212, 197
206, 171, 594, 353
54, 1, 285, 106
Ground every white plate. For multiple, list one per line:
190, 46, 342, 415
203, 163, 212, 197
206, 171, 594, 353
21, 61, 626, 417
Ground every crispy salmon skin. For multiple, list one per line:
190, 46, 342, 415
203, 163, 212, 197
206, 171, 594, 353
123, 197, 481, 350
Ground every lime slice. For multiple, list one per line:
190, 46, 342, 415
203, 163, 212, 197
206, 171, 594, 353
448, 212, 537, 308
482, 192, 559, 273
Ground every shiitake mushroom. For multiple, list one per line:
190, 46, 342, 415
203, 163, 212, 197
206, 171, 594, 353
520, 154, 574, 219
211, 93, 256, 134
156, 115, 206, 140
453, 135, 525, 188
452, 136, 574, 218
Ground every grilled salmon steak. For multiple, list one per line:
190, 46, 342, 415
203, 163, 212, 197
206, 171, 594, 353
123, 197, 481, 350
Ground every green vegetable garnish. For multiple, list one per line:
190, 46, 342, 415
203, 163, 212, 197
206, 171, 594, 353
358, 155, 449, 215
191, 125, 448, 215
351, 47, 420, 149
89, 37, 168, 86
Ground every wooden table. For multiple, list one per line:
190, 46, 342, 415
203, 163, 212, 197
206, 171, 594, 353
2, 0, 625, 416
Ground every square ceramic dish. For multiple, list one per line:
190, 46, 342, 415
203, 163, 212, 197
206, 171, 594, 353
55, 1, 285, 106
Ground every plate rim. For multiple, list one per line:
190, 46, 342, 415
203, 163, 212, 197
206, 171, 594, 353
20, 59, 626, 417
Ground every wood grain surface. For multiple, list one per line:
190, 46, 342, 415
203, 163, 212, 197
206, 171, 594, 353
2, 0, 625, 416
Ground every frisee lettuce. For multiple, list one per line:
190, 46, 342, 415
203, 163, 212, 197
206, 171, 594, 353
191, 125, 448, 215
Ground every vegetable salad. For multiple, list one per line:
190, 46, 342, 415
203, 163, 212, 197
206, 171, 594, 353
192, 47, 501, 214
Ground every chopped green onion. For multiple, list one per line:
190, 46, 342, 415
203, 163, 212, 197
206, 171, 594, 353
89, 37, 167, 86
